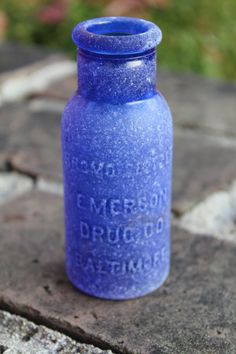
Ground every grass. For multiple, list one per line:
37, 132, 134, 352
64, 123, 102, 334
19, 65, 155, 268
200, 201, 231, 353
150, 0, 236, 80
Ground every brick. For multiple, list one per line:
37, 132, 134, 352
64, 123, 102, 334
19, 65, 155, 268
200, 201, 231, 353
173, 129, 236, 213
0, 57, 76, 104
36, 178, 63, 196
179, 180, 236, 241
0, 310, 113, 354
0, 191, 236, 353
0, 153, 7, 171
0, 43, 77, 105
159, 72, 236, 137
40, 75, 77, 101
0, 172, 33, 205
0, 43, 53, 74
0, 103, 29, 152
0, 102, 62, 181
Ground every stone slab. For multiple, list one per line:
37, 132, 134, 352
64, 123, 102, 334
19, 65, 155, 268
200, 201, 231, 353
159, 71, 236, 137
179, 180, 236, 242
0, 103, 29, 152
36, 177, 63, 197
0, 191, 236, 353
0, 310, 113, 354
0, 59, 76, 105
0, 172, 33, 205
0, 102, 30, 171
0, 102, 62, 181
0, 43, 54, 74
0, 43, 76, 105
173, 129, 236, 213
38, 75, 77, 101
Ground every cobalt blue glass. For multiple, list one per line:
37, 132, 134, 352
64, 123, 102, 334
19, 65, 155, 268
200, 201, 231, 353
61, 17, 173, 300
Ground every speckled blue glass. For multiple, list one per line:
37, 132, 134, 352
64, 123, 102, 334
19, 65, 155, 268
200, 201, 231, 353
61, 17, 173, 300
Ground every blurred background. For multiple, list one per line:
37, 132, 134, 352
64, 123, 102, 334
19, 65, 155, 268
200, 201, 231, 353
0, 0, 236, 81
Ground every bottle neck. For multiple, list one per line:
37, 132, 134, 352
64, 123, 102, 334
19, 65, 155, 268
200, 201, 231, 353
77, 49, 157, 104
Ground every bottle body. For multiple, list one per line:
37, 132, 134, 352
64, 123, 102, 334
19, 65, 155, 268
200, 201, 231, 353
62, 93, 172, 299
61, 17, 173, 299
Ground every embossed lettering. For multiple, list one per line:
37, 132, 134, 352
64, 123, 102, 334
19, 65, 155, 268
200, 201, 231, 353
92, 226, 104, 242
105, 163, 115, 177
65, 153, 116, 178
156, 217, 164, 234
124, 198, 137, 215
77, 193, 85, 209
74, 247, 167, 275
107, 260, 120, 274
127, 258, 143, 273
96, 260, 107, 274
71, 156, 79, 170
153, 251, 161, 266
123, 227, 135, 243
144, 223, 154, 238
138, 197, 148, 212
80, 221, 89, 239
81, 160, 89, 173
143, 256, 152, 270
84, 257, 95, 272
91, 161, 104, 177
90, 198, 106, 217
136, 162, 143, 174
110, 199, 121, 217
107, 226, 120, 244
77, 191, 168, 218
78, 216, 165, 245
65, 146, 171, 179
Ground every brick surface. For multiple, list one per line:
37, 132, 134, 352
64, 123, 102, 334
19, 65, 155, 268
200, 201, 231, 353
0, 191, 236, 354
41, 75, 77, 101
0, 310, 113, 354
179, 180, 236, 241
36, 178, 63, 196
173, 129, 236, 213
0, 153, 7, 170
0, 43, 53, 74
0, 172, 33, 205
0, 103, 29, 151
0, 103, 30, 169
0, 102, 62, 181
0, 43, 76, 105
0, 59, 75, 105
159, 72, 236, 137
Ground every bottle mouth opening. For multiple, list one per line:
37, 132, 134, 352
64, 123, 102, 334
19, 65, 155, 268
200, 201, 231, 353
102, 32, 132, 36
72, 17, 162, 55
86, 18, 150, 36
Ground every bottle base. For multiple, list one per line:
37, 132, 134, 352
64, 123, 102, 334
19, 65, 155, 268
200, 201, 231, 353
66, 266, 170, 301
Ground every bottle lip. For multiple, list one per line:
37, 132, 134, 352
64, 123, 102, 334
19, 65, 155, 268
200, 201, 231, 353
72, 17, 162, 55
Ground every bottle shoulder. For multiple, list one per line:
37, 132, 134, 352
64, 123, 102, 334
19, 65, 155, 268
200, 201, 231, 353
61, 91, 173, 159
63, 91, 171, 116
62, 92, 172, 137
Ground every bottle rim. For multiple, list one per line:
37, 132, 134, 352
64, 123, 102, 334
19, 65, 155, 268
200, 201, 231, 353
72, 17, 162, 55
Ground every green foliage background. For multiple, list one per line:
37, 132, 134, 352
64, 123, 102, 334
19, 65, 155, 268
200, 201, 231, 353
1, 0, 236, 80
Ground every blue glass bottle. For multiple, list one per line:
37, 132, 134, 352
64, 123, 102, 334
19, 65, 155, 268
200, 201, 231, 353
61, 17, 173, 300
